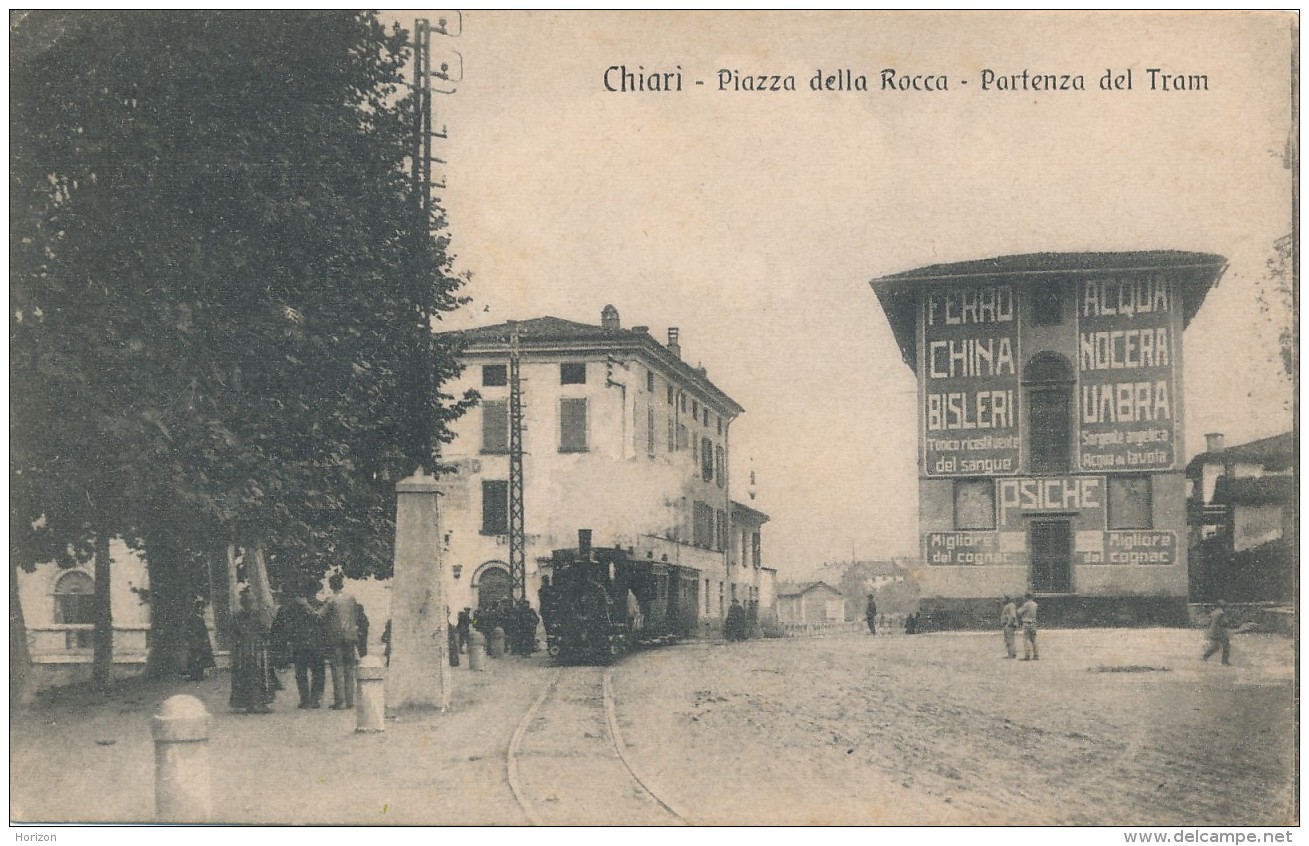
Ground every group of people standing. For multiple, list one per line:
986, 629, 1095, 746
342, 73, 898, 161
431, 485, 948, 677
467, 598, 540, 656
1000, 593, 1039, 660
188, 572, 370, 715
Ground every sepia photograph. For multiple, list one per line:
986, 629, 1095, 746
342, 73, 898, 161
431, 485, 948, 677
9, 10, 1298, 833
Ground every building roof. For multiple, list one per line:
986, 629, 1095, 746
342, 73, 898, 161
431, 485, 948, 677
776, 580, 842, 598
869, 250, 1229, 369
1185, 432, 1296, 475
1213, 475, 1296, 507
437, 313, 744, 416
730, 500, 770, 525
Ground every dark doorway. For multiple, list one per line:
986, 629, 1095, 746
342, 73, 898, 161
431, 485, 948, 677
477, 566, 512, 610
1029, 520, 1072, 593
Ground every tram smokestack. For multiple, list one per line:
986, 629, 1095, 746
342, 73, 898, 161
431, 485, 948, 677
578, 529, 593, 558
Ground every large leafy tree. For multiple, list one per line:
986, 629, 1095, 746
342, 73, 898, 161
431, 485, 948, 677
11, 11, 472, 691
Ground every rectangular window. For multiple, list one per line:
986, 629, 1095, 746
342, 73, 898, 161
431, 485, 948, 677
715, 445, 725, 488
1108, 476, 1153, 529
705, 579, 711, 614
692, 436, 698, 466
716, 508, 727, 551
667, 385, 675, 406
560, 362, 586, 385
481, 480, 508, 534
954, 479, 996, 530
647, 406, 656, 456
717, 416, 723, 436
667, 413, 676, 452
703, 408, 710, 427
481, 400, 508, 453
679, 392, 686, 413
701, 437, 715, 481
647, 369, 655, 392
1032, 287, 1063, 326
751, 532, 762, 568
677, 423, 688, 451
482, 364, 507, 386
692, 399, 699, 418
560, 398, 588, 452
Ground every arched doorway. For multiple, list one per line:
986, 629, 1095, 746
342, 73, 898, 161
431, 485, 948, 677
473, 563, 512, 611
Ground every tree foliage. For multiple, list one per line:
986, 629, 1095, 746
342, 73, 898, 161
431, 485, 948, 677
11, 11, 473, 677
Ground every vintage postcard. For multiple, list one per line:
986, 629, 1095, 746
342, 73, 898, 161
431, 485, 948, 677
9, 10, 1297, 836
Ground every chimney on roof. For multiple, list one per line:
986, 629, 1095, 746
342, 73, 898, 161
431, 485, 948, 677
1205, 433, 1225, 452
601, 304, 620, 331
632, 325, 649, 334
667, 327, 681, 359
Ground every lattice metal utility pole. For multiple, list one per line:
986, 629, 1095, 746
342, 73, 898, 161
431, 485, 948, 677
507, 326, 527, 602
409, 15, 460, 465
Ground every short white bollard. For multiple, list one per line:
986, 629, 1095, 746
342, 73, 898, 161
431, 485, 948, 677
356, 655, 386, 733
467, 629, 484, 671
152, 694, 212, 822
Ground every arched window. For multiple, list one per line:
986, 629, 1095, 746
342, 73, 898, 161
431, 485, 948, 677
1024, 352, 1074, 474
53, 570, 95, 649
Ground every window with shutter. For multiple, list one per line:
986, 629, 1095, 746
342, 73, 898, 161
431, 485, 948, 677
482, 365, 507, 386
481, 400, 508, 453
481, 480, 508, 534
560, 398, 588, 452
954, 480, 996, 530
560, 363, 586, 384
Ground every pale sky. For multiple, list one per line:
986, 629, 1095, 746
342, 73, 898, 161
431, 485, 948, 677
408, 11, 1295, 577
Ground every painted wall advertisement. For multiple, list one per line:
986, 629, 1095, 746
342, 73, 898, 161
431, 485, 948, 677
1077, 275, 1180, 472
920, 284, 1021, 476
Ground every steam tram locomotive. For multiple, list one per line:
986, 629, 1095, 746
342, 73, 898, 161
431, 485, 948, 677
542, 530, 699, 664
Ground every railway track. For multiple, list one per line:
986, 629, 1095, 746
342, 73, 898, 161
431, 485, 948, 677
507, 665, 687, 825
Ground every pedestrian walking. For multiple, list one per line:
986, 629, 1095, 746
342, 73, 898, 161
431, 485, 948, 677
1017, 593, 1039, 661
1000, 595, 1019, 659
865, 594, 878, 635
1202, 600, 1234, 665
270, 578, 327, 709
320, 573, 361, 710
184, 598, 216, 682
381, 619, 392, 667
355, 603, 370, 658
520, 600, 541, 654
229, 588, 275, 714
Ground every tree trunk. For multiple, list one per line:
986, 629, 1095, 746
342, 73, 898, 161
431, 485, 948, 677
144, 541, 192, 679
247, 542, 276, 630
92, 533, 113, 690
10, 563, 34, 708
208, 548, 233, 652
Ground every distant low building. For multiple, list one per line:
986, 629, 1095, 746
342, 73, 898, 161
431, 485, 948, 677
776, 581, 845, 624
1186, 431, 1296, 602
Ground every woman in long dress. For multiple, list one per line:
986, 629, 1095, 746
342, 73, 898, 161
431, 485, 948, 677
229, 589, 275, 713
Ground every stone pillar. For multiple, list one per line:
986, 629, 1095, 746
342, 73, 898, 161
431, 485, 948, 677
467, 629, 484, 671
152, 695, 211, 822
388, 469, 452, 709
355, 655, 386, 733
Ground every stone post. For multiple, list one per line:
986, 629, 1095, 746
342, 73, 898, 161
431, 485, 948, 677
355, 655, 386, 733
467, 628, 484, 671
489, 626, 506, 659
152, 695, 211, 822
388, 469, 452, 709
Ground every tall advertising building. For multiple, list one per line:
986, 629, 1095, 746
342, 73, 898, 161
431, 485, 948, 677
872, 252, 1227, 626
